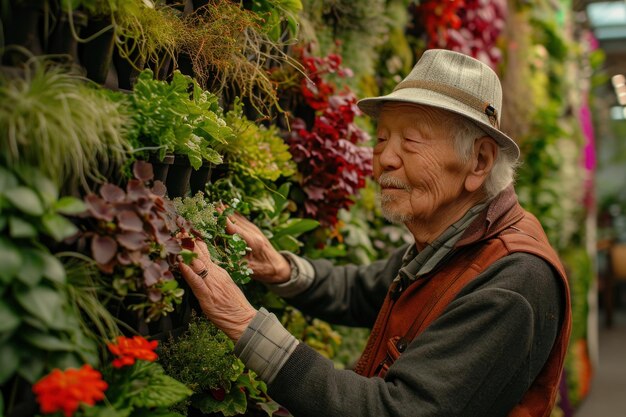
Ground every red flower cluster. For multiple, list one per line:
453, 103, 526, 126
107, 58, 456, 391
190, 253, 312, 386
287, 47, 372, 227
108, 335, 159, 368
33, 365, 108, 417
415, 0, 507, 69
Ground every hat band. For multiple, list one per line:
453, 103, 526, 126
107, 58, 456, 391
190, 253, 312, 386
393, 79, 499, 129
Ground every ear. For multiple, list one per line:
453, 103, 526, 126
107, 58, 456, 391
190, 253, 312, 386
464, 137, 498, 193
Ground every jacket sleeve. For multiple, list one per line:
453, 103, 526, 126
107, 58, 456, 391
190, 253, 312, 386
284, 244, 410, 328
262, 253, 564, 417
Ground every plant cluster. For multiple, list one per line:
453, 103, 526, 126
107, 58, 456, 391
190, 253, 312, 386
0, 164, 98, 387
0, 61, 131, 189
32, 335, 191, 417
225, 99, 296, 182
79, 161, 196, 322
411, 0, 507, 69
122, 69, 231, 169
286, 48, 372, 227
172, 193, 254, 285
160, 313, 280, 416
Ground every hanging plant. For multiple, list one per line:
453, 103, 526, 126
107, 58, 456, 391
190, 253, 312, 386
78, 161, 196, 322
179, 0, 301, 115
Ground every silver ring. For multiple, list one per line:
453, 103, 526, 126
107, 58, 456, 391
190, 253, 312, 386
198, 269, 209, 279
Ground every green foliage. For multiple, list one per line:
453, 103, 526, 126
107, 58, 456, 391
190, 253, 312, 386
0, 165, 97, 385
249, 0, 303, 42
124, 69, 232, 169
225, 99, 296, 182
281, 307, 341, 359
172, 193, 254, 285
0, 61, 131, 189
160, 314, 238, 394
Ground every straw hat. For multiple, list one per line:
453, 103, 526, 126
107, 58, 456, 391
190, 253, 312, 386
357, 49, 520, 160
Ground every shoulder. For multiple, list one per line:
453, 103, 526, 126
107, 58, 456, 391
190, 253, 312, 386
458, 252, 564, 319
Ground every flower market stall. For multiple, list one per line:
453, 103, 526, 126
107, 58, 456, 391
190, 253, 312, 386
0, 0, 598, 416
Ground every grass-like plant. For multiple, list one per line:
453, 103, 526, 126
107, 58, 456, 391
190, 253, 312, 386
0, 60, 131, 189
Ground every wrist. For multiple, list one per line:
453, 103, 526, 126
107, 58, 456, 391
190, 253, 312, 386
273, 254, 292, 284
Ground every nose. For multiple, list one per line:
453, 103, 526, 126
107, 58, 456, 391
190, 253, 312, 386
376, 138, 402, 171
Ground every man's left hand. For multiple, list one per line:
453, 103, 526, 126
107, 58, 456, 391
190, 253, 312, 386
178, 239, 257, 341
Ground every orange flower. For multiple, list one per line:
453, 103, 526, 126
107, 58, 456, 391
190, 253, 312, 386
107, 335, 158, 368
33, 365, 108, 417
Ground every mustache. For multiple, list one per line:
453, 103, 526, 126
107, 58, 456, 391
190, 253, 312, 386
377, 174, 412, 192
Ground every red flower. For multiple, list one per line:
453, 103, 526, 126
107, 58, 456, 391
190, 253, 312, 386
33, 365, 108, 417
108, 335, 158, 368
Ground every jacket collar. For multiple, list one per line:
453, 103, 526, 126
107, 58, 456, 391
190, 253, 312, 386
455, 185, 524, 248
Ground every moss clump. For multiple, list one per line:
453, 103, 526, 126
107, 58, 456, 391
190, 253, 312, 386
159, 313, 239, 394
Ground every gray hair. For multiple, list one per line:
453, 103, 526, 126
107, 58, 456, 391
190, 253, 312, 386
449, 116, 518, 199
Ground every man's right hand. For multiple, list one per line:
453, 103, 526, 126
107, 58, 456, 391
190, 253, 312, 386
224, 210, 292, 284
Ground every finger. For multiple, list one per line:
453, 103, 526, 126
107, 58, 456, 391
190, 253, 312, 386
190, 258, 207, 275
195, 239, 212, 261
179, 262, 208, 294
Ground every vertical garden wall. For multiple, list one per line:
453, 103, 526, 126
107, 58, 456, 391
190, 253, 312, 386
0, 1, 597, 416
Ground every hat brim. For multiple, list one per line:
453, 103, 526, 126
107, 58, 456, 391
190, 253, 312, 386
357, 88, 520, 160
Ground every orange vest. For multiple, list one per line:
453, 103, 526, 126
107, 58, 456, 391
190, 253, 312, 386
353, 202, 572, 417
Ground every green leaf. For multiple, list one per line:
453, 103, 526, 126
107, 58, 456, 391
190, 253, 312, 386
49, 351, 84, 370
16, 249, 45, 286
41, 252, 66, 284
42, 213, 78, 241
272, 234, 301, 252
15, 285, 65, 327
0, 302, 20, 334
54, 196, 87, 215
192, 388, 248, 417
0, 238, 22, 283
179, 249, 197, 264
31, 175, 59, 207
17, 354, 46, 383
0, 166, 18, 194
272, 218, 319, 238
0, 343, 20, 384
20, 328, 76, 351
4, 186, 44, 216
8, 216, 37, 238
129, 362, 192, 408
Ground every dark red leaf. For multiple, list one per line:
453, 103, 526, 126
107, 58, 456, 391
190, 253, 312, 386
211, 388, 226, 402
116, 231, 147, 251
85, 194, 114, 222
152, 181, 166, 197
91, 234, 118, 265
163, 238, 181, 255
117, 210, 144, 232
117, 252, 132, 266
143, 262, 161, 286
127, 179, 150, 202
148, 288, 162, 302
181, 237, 195, 250
100, 183, 125, 203
133, 160, 154, 182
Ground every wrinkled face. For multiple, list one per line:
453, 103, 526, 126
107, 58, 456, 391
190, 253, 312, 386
374, 103, 470, 224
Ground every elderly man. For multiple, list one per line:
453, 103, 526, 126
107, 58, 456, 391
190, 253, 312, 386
179, 49, 571, 417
